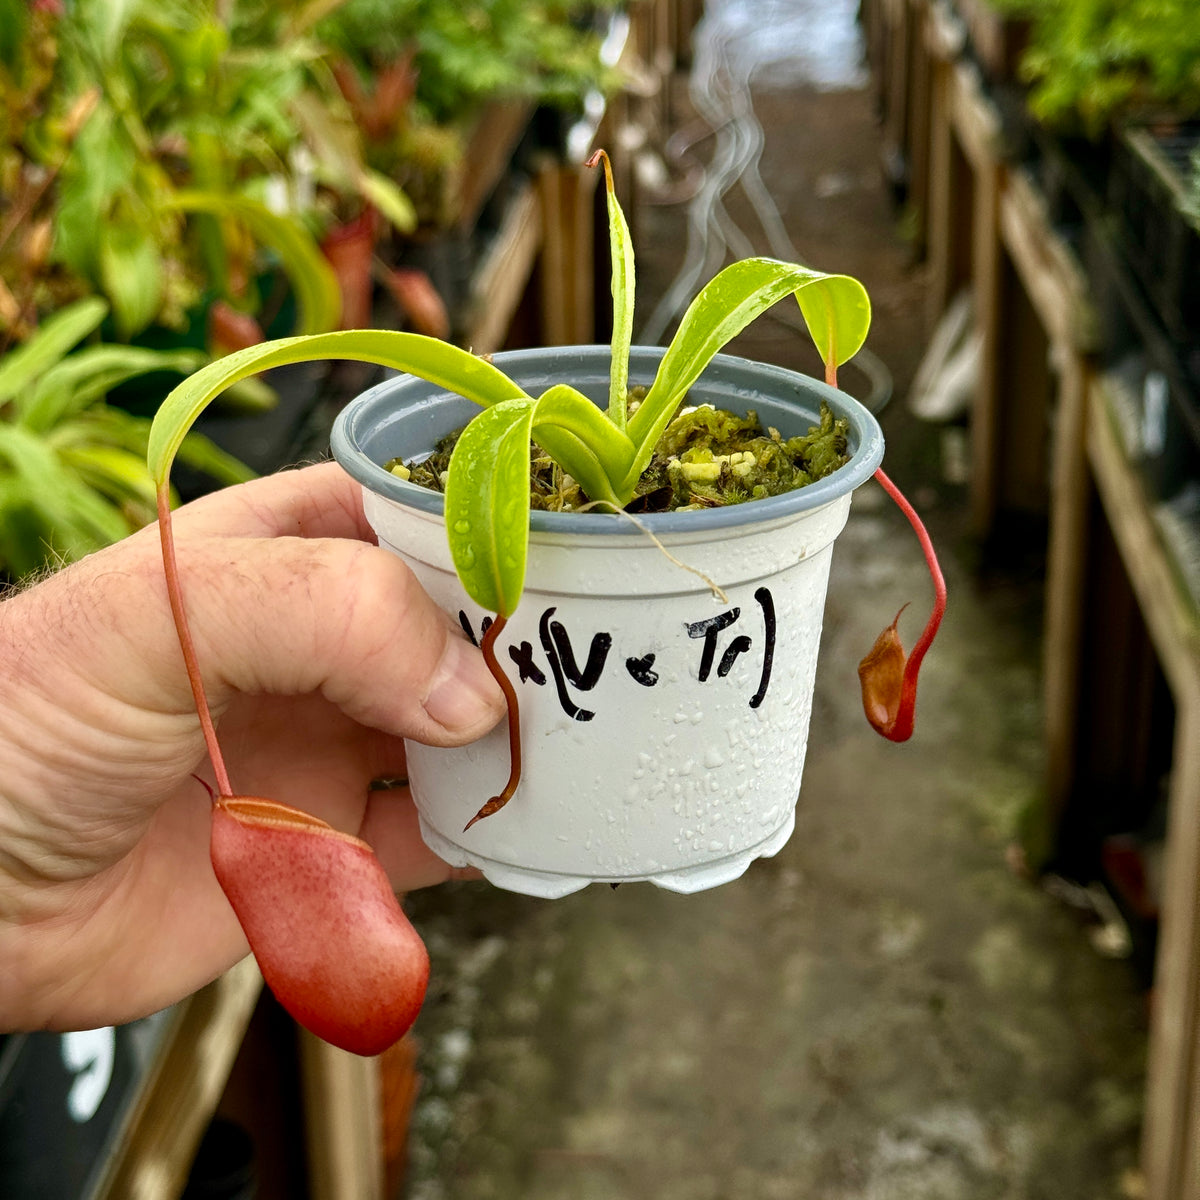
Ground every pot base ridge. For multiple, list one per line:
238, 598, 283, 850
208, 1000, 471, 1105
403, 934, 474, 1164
417, 809, 796, 898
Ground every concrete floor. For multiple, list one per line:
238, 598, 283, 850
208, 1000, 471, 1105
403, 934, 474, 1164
399, 6, 1149, 1197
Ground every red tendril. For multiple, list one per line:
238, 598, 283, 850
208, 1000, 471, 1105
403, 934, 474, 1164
463, 614, 523, 830
157, 483, 233, 796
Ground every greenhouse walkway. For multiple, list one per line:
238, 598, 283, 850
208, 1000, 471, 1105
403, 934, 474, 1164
400, 4, 1149, 1198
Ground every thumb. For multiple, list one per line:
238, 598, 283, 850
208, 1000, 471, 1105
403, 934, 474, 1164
176, 533, 505, 746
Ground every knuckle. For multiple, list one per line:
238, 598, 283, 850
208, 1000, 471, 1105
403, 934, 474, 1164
318, 541, 444, 675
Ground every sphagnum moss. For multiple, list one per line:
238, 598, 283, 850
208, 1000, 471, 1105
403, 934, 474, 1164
389, 395, 849, 515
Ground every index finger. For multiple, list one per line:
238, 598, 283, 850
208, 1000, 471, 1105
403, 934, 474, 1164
172, 461, 376, 543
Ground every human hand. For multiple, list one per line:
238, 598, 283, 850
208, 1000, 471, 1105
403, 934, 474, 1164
0, 462, 505, 1031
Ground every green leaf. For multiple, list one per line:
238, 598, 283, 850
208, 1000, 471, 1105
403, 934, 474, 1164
0, 298, 109, 406
358, 170, 418, 234
0, 423, 129, 567
0, 0, 29, 70
52, 106, 136, 279
55, 405, 255, 491
147, 329, 527, 485
221, 376, 281, 414
0, 480, 53, 579
19, 345, 204, 431
170, 191, 342, 336
176, 431, 258, 486
592, 152, 635, 429
530, 383, 633, 509
623, 258, 871, 496
49, 404, 153, 450
57, 443, 158, 513
445, 397, 537, 617
99, 220, 164, 340
90, 0, 142, 61
443, 382, 638, 616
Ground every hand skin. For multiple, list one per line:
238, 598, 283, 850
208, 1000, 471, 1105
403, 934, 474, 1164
0, 462, 505, 1032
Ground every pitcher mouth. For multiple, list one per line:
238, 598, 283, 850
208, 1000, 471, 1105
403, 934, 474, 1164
331, 344, 886, 535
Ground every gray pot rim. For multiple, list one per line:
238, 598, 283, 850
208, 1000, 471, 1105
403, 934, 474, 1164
331, 344, 885, 535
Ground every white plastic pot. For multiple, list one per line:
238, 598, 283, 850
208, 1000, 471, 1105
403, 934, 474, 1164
332, 346, 884, 897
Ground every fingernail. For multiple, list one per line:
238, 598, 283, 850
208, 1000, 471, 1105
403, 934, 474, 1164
423, 636, 504, 732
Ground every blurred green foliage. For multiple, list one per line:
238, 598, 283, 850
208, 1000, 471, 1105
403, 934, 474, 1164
0, 297, 253, 579
0, 0, 622, 575
317, 0, 620, 124
990, 0, 1200, 136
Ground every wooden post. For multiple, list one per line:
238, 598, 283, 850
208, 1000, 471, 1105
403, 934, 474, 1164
463, 181, 544, 355
923, 6, 975, 327
300, 1032, 384, 1200
92, 960, 263, 1200
861, 0, 888, 115
938, 58, 1006, 534
884, 0, 911, 183
1041, 355, 1093, 817
537, 161, 600, 347
984, 158, 1098, 532
1172, 700, 1200, 1200
923, 33, 954, 324
968, 154, 1003, 536
905, 0, 933, 257
670, 0, 703, 67
992, 165, 1102, 819
651, 0, 674, 82
1086, 381, 1200, 1200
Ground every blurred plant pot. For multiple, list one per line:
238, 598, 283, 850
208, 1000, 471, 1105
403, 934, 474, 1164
332, 345, 884, 898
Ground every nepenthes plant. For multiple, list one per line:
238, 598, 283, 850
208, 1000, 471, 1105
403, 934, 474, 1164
147, 151, 945, 1054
